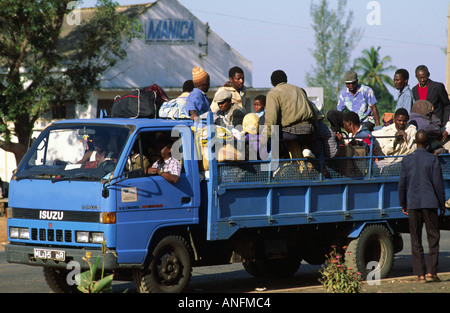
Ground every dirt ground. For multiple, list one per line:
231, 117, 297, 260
0, 216, 7, 248
2, 215, 450, 293
282, 272, 450, 293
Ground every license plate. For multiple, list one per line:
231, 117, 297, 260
34, 248, 66, 261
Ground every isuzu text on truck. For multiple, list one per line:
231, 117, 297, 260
5, 113, 450, 292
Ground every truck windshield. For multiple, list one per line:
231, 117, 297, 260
16, 124, 131, 182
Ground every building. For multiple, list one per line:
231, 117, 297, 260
55, 0, 258, 120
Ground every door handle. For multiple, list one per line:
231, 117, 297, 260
181, 197, 191, 204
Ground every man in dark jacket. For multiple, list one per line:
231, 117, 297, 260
412, 65, 450, 127
398, 130, 446, 282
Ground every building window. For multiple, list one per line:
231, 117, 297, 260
51, 105, 66, 120
97, 99, 114, 117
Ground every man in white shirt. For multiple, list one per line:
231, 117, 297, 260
373, 108, 417, 167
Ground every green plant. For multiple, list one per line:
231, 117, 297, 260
319, 245, 363, 293
75, 240, 115, 293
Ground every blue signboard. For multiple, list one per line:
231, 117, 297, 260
146, 19, 195, 44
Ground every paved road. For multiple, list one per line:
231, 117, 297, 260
2, 232, 450, 293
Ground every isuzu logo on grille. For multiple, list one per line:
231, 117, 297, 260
39, 210, 64, 220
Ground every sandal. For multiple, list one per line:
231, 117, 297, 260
426, 274, 441, 282
417, 276, 427, 283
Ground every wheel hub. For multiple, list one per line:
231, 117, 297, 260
159, 253, 180, 283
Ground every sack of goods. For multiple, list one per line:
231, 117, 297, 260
159, 98, 189, 119
112, 88, 157, 118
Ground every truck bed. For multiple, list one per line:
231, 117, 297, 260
207, 152, 450, 240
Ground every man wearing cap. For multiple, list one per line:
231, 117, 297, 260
186, 66, 211, 120
214, 90, 245, 127
327, 70, 380, 133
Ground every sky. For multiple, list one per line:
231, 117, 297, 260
80, 0, 450, 96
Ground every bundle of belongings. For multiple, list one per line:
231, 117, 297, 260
111, 84, 169, 118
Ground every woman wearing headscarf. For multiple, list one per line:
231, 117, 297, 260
407, 100, 441, 138
407, 100, 443, 152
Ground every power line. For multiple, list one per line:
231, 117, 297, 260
191, 9, 445, 49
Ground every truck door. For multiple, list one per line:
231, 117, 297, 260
115, 127, 200, 263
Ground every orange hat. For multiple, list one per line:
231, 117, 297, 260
192, 66, 209, 86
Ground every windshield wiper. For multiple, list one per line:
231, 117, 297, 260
51, 174, 102, 183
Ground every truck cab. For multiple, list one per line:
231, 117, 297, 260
6, 118, 202, 292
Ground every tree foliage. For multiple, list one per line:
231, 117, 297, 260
352, 46, 396, 115
0, 0, 142, 163
306, 0, 362, 113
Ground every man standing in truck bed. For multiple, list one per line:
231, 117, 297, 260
264, 70, 317, 158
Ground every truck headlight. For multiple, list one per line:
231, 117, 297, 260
9, 227, 30, 240
76, 231, 90, 243
9, 227, 19, 239
91, 232, 104, 243
19, 228, 30, 239
76, 231, 104, 243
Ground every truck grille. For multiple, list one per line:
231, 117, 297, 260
31, 228, 72, 243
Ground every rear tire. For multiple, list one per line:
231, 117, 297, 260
134, 234, 192, 293
345, 224, 394, 280
242, 260, 263, 278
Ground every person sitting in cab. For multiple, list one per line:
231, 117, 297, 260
78, 132, 114, 168
147, 138, 182, 184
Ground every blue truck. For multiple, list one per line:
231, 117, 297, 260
5, 113, 450, 293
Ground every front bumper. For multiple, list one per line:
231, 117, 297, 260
5, 243, 119, 270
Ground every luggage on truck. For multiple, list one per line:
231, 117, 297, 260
193, 125, 243, 171
112, 88, 157, 118
111, 84, 169, 118
144, 84, 170, 106
159, 98, 189, 119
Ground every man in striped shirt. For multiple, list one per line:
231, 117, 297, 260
147, 138, 182, 184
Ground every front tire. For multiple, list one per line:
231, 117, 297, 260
134, 234, 192, 293
43, 267, 79, 293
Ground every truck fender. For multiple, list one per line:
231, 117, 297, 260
347, 221, 394, 239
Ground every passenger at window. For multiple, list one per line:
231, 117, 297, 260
147, 139, 182, 184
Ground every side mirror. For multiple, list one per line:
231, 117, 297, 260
102, 187, 109, 198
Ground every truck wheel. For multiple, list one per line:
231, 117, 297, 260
242, 260, 263, 278
134, 234, 192, 293
345, 224, 394, 280
43, 267, 79, 293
